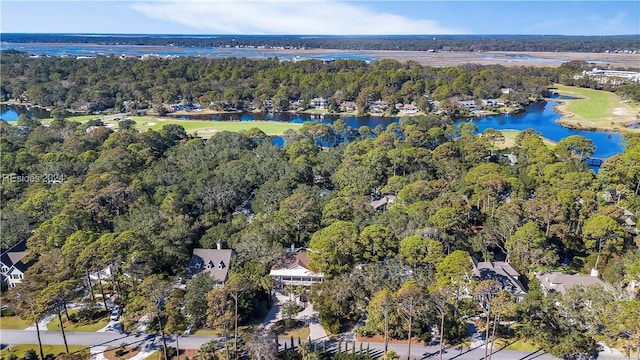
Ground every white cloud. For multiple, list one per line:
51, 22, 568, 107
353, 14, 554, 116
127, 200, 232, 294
129, 0, 467, 35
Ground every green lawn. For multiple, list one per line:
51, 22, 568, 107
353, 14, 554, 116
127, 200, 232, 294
551, 84, 640, 132
0, 345, 87, 359
499, 338, 539, 351
131, 116, 302, 136
42, 114, 303, 137
142, 350, 161, 360
277, 326, 310, 340
0, 316, 31, 330
41, 114, 103, 122
46, 309, 110, 332
191, 328, 220, 336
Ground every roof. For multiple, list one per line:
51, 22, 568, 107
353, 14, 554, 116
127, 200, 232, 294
1, 240, 33, 273
187, 248, 233, 283
269, 248, 324, 279
370, 195, 396, 210
472, 259, 527, 297
536, 271, 606, 294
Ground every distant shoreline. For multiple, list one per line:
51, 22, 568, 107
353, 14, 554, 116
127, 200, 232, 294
3, 41, 639, 68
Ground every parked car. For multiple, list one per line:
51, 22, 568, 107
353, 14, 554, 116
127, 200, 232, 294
110, 307, 121, 321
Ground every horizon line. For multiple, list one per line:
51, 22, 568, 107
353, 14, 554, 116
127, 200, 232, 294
2, 32, 640, 37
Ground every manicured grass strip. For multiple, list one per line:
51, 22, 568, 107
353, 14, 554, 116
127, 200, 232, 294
191, 328, 220, 336
553, 84, 617, 121
0, 345, 87, 358
496, 338, 540, 351
0, 316, 31, 329
46, 309, 110, 332
551, 84, 640, 132
277, 326, 310, 339
142, 350, 161, 360
130, 116, 302, 136
41, 114, 103, 122
43, 114, 303, 136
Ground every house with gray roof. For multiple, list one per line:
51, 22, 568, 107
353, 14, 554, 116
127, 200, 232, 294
471, 258, 527, 301
186, 241, 233, 284
370, 194, 396, 211
535, 271, 607, 295
1, 240, 35, 289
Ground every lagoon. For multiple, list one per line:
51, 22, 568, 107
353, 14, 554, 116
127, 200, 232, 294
1, 100, 625, 158
460, 99, 624, 158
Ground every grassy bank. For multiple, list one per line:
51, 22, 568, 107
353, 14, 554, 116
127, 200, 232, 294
131, 117, 302, 136
0, 345, 87, 359
494, 130, 556, 150
0, 316, 31, 330
46, 309, 110, 332
551, 84, 640, 132
42, 115, 303, 137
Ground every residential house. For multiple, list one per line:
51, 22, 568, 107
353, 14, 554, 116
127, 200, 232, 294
471, 258, 527, 301
501, 88, 515, 95
481, 99, 499, 107
457, 100, 477, 111
340, 101, 358, 112
289, 100, 302, 111
269, 247, 324, 287
396, 103, 419, 114
1, 240, 34, 289
618, 206, 637, 228
310, 97, 329, 110
535, 271, 607, 295
369, 100, 389, 114
186, 240, 233, 284
370, 194, 396, 211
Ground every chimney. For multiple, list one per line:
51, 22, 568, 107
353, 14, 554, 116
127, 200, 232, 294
216, 239, 222, 250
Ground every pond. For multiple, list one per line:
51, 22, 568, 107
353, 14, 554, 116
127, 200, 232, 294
1, 100, 626, 158
457, 99, 624, 158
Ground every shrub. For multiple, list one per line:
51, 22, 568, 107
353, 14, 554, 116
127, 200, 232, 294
1, 308, 17, 317
319, 312, 341, 334
22, 350, 38, 360
115, 342, 128, 357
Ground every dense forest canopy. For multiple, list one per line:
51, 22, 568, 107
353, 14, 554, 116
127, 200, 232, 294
3, 33, 640, 53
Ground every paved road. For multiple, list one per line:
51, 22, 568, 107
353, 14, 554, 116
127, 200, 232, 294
0, 330, 215, 350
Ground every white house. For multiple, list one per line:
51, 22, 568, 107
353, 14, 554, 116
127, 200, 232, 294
397, 103, 419, 114
310, 97, 329, 110
457, 100, 477, 111
1, 240, 34, 289
269, 247, 324, 287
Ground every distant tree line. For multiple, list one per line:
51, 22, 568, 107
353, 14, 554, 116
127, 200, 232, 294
1, 50, 562, 114
3, 33, 639, 53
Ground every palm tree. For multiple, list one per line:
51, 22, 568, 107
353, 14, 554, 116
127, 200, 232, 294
285, 284, 295, 301
258, 275, 275, 307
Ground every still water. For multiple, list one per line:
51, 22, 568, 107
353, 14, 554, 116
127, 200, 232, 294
460, 100, 624, 158
1, 100, 625, 158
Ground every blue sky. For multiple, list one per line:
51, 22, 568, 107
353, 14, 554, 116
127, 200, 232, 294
1, 1, 638, 36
